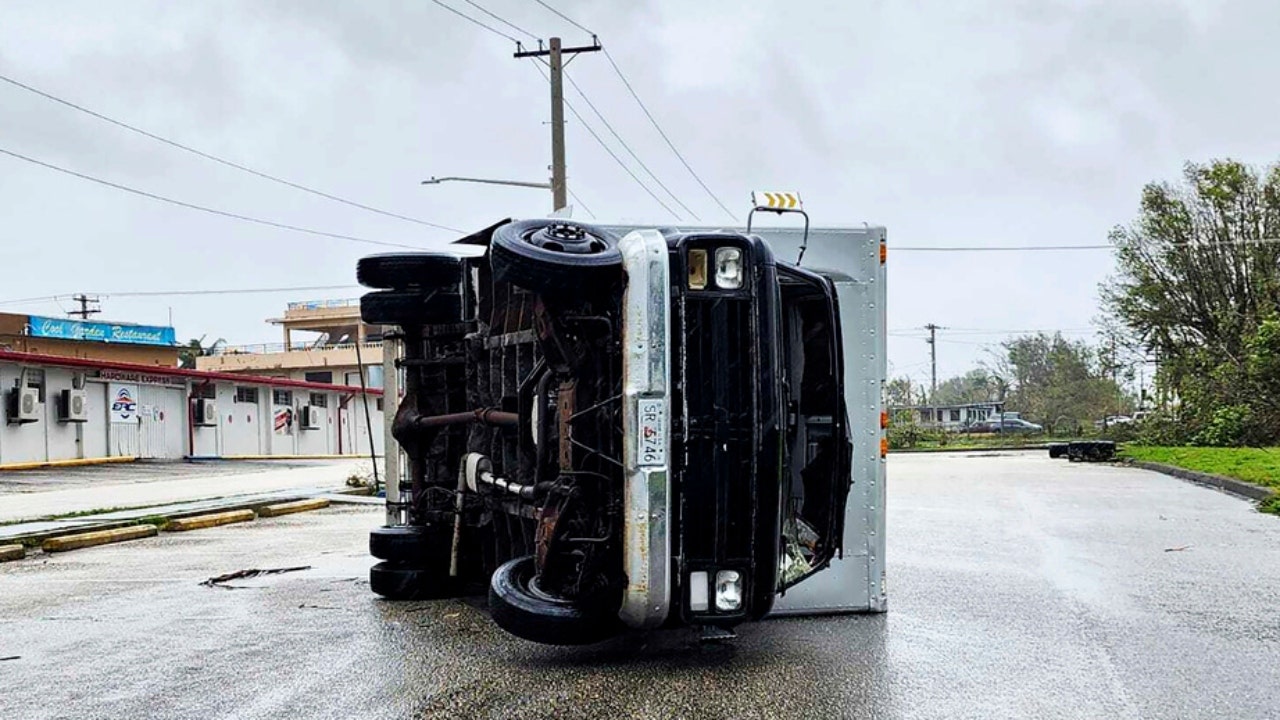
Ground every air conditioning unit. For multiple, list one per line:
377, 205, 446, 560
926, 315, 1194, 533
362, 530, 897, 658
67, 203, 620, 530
7, 387, 40, 424
195, 398, 219, 427
59, 388, 88, 423
300, 405, 323, 431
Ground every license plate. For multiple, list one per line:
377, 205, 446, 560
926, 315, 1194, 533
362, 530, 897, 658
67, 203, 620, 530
637, 398, 667, 467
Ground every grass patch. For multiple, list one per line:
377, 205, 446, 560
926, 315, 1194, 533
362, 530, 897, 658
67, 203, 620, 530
1259, 494, 1280, 515
898, 435, 1065, 451
1120, 446, 1280, 491
132, 515, 171, 530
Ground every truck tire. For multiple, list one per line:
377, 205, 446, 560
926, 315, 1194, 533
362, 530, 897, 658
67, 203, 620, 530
369, 525, 450, 562
488, 555, 619, 645
369, 561, 462, 601
490, 220, 622, 295
360, 289, 462, 327
357, 253, 463, 291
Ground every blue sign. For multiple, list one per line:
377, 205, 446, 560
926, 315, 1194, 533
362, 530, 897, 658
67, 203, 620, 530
28, 316, 177, 347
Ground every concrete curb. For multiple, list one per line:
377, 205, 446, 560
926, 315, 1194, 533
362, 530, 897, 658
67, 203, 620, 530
201, 455, 384, 461
41, 525, 158, 553
258, 498, 330, 518
0, 543, 25, 562
891, 445, 1051, 454
1130, 461, 1276, 502
0, 456, 136, 472
165, 509, 256, 532
1, 486, 368, 548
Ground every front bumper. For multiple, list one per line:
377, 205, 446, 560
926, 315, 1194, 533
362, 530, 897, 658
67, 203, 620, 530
618, 229, 673, 630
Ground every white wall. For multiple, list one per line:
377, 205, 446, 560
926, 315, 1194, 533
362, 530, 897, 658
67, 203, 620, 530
0, 362, 46, 464
1, 359, 381, 465
220, 383, 264, 456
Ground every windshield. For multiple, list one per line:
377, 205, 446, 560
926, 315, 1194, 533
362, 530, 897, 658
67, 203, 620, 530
777, 266, 851, 588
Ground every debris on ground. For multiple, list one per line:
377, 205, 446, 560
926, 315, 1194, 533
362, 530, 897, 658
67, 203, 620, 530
1164, 545, 1192, 552
0, 656, 20, 661
201, 565, 312, 588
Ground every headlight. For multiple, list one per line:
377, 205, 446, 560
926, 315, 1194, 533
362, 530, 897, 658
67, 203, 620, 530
714, 569, 742, 611
689, 571, 709, 612
714, 247, 744, 289
687, 249, 708, 290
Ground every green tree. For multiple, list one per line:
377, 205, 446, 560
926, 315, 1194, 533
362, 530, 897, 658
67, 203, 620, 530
932, 369, 1000, 405
993, 333, 1128, 428
885, 376, 918, 407
179, 335, 225, 369
1103, 158, 1280, 444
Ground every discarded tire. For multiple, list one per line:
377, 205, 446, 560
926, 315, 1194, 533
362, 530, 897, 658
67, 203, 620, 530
369, 524, 450, 563
357, 253, 463, 291
488, 555, 619, 645
360, 289, 462, 327
369, 561, 462, 601
490, 220, 622, 295
1066, 440, 1116, 463
1048, 443, 1068, 459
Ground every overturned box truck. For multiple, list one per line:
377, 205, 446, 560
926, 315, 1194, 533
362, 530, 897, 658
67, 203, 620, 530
358, 193, 887, 644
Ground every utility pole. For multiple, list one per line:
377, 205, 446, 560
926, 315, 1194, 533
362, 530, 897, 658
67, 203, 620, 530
68, 294, 101, 320
924, 323, 942, 401
515, 36, 602, 212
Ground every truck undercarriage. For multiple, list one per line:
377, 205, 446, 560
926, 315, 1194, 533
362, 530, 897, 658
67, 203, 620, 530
361, 217, 861, 645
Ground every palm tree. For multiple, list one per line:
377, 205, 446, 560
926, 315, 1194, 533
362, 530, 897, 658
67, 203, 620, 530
179, 335, 225, 369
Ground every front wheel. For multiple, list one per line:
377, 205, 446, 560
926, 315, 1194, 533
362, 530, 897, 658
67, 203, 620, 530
488, 556, 619, 645
489, 219, 622, 295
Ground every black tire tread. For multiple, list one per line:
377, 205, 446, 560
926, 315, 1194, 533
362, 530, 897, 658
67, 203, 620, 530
357, 253, 462, 290
487, 556, 618, 645
360, 289, 462, 327
369, 525, 450, 562
369, 561, 463, 601
489, 220, 622, 295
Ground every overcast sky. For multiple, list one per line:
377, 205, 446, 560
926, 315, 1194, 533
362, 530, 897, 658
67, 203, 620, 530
3, 0, 1279, 389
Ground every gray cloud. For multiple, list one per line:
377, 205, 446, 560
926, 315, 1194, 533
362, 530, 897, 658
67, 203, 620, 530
0, 0, 1277, 385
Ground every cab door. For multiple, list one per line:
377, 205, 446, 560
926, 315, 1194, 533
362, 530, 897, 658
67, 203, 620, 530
778, 266, 852, 589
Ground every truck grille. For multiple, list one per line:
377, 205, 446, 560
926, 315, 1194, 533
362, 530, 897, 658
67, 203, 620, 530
676, 294, 757, 563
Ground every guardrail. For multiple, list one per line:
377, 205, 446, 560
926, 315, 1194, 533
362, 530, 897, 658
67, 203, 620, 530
210, 341, 382, 356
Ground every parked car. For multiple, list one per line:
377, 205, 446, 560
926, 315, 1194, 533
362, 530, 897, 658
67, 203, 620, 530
960, 419, 997, 433
961, 417, 1042, 434
999, 418, 1044, 433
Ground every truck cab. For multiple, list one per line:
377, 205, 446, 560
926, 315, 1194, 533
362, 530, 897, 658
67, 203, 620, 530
360, 203, 886, 645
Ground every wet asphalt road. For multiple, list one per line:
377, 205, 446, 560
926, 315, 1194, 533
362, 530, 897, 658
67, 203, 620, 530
0, 458, 336, 494
2, 451, 1279, 719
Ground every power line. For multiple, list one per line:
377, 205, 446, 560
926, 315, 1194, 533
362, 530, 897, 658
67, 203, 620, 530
105, 285, 360, 298
893, 237, 1280, 252
0, 147, 426, 250
563, 70, 700, 221
525, 2, 734, 220
0, 285, 362, 308
0, 294, 62, 308
890, 327, 1096, 336
894, 244, 1112, 252
0, 74, 462, 233
462, 0, 539, 41
531, 0, 595, 35
531, 62, 681, 219
567, 189, 596, 218
601, 48, 737, 221
429, 0, 521, 43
